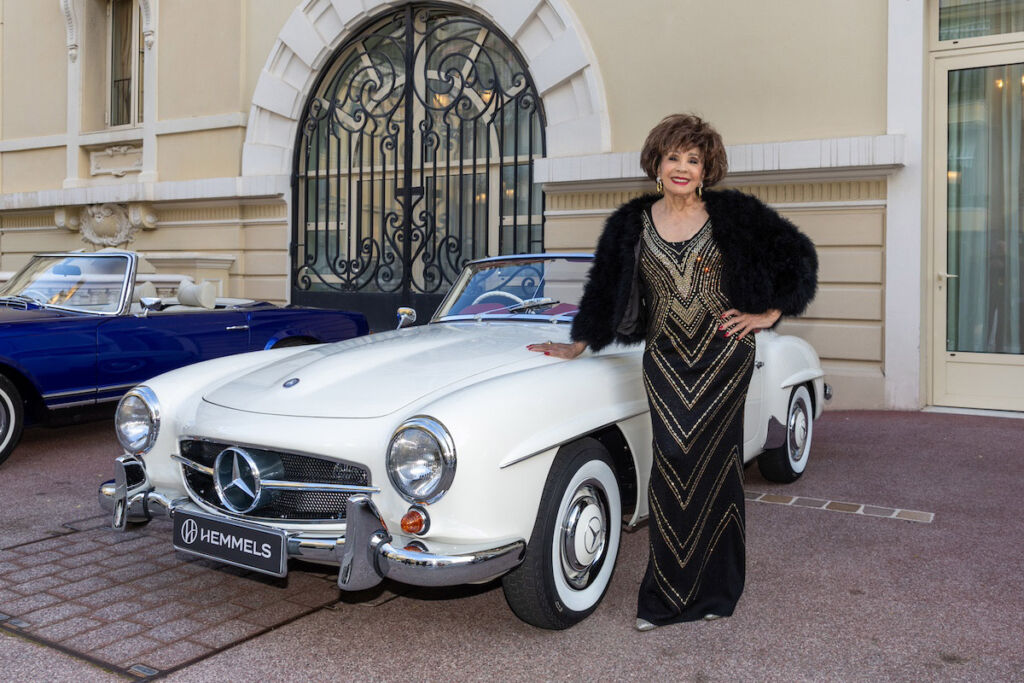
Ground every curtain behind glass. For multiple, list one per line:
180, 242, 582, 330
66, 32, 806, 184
947, 62, 1024, 354
110, 0, 132, 126
940, 0, 1024, 41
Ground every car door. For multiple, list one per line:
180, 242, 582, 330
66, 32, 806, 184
244, 306, 365, 349
96, 309, 249, 401
0, 313, 103, 409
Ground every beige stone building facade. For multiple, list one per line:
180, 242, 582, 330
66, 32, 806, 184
1, 0, 1022, 413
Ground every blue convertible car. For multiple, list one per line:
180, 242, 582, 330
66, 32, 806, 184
0, 251, 367, 465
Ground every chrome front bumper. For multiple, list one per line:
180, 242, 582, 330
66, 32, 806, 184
98, 455, 525, 591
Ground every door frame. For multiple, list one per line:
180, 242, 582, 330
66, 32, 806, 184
928, 45, 1024, 410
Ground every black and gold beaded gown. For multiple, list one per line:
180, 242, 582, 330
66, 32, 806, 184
636, 209, 755, 624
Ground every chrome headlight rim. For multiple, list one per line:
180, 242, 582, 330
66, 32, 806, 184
115, 386, 160, 455
386, 416, 456, 504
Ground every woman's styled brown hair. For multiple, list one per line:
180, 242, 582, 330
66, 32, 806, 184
640, 114, 728, 187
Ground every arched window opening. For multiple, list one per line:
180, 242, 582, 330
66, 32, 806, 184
291, 3, 546, 328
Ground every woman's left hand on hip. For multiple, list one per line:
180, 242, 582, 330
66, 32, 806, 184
720, 308, 781, 340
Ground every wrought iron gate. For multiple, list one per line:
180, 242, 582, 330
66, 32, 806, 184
291, 3, 546, 330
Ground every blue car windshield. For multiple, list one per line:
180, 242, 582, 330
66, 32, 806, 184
433, 257, 591, 323
0, 254, 130, 313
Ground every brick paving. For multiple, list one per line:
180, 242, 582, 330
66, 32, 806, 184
0, 516, 341, 675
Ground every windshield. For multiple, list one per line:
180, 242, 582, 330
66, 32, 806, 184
0, 254, 131, 313
433, 257, 591, 323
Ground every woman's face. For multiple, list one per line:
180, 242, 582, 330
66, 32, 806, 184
658, 146, 704, 199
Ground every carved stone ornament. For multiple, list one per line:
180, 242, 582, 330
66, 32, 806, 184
139, 0, 155, 50
60, 0, 80, 63
90, 144, 143, 177
54, 203, 158, 247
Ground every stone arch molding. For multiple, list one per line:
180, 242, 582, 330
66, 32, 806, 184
242, 0, 610, 176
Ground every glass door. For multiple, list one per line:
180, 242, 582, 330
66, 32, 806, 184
933, 49, 1024, 410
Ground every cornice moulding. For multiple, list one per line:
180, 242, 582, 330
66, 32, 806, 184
0, 176, 290, 211
535, 135, 906, 187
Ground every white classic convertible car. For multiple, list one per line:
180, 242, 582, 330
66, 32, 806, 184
99, 254, 829, 629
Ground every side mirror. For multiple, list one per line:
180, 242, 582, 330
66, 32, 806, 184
140, 297, 166, 313
396, 306, 417, 329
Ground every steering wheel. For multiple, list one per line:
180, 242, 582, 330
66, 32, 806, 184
20, 289, 48, 304
471, 290, 525, 306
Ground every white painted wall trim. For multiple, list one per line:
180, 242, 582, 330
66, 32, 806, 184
535, 135, 906, 185
241, 0, 612, 177
0, 175, 289, 211
153, 112, 248, 136
0, 114, 249, 152
0, 134, 69, 152
545, 200, 889, 221
885, 0, 926, 410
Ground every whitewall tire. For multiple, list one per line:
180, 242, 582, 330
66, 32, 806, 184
502, 438, 621, 629
757, 384, 813, 483
0, 375, 25, 466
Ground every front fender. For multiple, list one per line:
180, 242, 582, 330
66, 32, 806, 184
126, 346, 313, 489
414, 348, 647, 545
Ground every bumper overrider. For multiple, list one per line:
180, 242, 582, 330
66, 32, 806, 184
98, 455, 525, 590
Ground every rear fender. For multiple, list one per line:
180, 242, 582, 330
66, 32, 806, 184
760, 334, 826, 422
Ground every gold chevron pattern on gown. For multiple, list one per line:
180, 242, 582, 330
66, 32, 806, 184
636, 209, 755, 625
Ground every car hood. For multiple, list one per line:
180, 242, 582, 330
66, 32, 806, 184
202, 321, 565, 418
0, 305, 75, 325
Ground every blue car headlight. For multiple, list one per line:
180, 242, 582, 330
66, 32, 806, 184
386, 417, 456, 504
115, 386, 160, 455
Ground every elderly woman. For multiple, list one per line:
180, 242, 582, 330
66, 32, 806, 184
530, 114, 817, 630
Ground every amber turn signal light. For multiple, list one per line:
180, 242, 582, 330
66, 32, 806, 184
401, 506, 428, 535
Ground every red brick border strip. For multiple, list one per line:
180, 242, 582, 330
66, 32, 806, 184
745, 491, 935, 523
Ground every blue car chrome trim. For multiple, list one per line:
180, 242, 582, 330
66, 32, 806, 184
28, 252, 135, 316
465, 252, 593, 266
41, 387, 96, 400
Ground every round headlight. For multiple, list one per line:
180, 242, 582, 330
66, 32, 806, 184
386, 417, 456, 503
115, 387, 160, 455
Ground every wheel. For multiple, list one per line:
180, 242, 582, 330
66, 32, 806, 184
757, 384, 813, 483
0, 375, 25, 466
471, 290, 524, 306
501, 437, 621, 630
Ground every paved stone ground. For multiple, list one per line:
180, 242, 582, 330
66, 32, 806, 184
0, 515, 340, 675
2, 411, 1023, 681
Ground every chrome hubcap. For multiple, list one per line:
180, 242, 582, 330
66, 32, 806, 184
788, 401, 808, 465
560, 483, 608, 589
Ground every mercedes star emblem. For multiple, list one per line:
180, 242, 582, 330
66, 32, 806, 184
214, 448, 261, 513
585, 517, 603, 554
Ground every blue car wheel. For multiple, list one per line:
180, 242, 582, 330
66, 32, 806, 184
0, 374, 25, 466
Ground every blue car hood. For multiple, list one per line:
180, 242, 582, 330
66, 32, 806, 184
0, 305, 77, 326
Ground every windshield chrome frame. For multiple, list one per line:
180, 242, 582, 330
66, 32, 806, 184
0, 252, 138, 316
430, 253, 592, 325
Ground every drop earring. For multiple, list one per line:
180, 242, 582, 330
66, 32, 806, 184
697, 183, 703, 198
656, 177, 664, 194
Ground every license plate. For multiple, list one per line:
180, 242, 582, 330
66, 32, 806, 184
173, 509, 288, 577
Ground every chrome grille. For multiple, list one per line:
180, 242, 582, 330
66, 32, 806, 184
178, 439, 370, 522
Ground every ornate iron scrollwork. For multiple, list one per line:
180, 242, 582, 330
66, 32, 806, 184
292, 4, 545, 315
